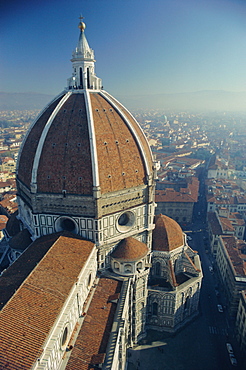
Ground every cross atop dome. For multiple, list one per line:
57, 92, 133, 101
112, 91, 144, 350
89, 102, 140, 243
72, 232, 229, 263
67, 17, 102, 90
78, 15, 86, 32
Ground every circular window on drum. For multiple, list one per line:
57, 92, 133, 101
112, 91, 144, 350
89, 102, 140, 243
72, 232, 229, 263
116, 211, 135, 233
55, 216, 78, 234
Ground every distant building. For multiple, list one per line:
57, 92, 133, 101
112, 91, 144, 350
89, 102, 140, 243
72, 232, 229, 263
0, 181, 12, 194
0, 194, 18, 216
0, 157, 16, 173
216, 235, 246, 317
207, 210, 246, 258
0, 215, 8, 239
206, 178, 246, 215
207, 212, 223, 256
207, 154, 233, 179
155, 177, 199, 225
235, 291, 246, 368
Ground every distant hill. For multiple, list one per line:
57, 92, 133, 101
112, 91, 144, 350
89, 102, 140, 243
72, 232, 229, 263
0, 92, 55, 110
1, 90, 246, 112
118, 90, 246, 112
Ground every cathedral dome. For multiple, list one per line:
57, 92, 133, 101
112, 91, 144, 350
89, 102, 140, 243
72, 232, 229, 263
152, 214, 184, 252
16, 20, 152, 199
15, 20, 155, 244
111, 237, 149, 262
17, 91, 152, 196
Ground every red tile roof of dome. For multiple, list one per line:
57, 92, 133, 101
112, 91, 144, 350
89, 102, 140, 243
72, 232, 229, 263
152, 214, 184, 252
17, 91, 152, 196
111, 237, 149, 262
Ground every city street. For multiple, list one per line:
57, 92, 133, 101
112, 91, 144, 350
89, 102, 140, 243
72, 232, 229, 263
128, 176, 243, 369
128, 229, 243, 369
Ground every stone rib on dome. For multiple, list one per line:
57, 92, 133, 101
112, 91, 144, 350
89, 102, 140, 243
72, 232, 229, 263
91, 92, 149, 194
17, 94, 66, 189
103, 92, 153, 173
152, 214, 184, 252
36, 93, 93, 195
111, 237, 149, 262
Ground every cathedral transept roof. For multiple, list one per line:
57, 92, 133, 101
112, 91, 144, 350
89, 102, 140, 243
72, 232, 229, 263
0, 233, 95, 369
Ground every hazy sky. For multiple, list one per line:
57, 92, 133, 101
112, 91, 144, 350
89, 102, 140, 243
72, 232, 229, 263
1, 0, 246, 97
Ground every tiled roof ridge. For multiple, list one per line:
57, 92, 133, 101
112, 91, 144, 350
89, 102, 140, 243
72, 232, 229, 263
184, 251, 201, 272
0, 234, 95, 370
0, 232, 92, 310
0, 234, 58, 310
222, 235, 246, 277
65, 277, 123, 370
155, 185, 198, 202
25, 280, 66, 300
168, 260, 178, 287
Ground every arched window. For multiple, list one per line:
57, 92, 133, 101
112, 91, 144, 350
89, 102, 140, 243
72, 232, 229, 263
87, 68, 90, 88
61, 326, 68, 348
152, 302, 158, 316
79, 67, 83, 88
88, 273, 92, 287
184, 296, 190, 311
124, 264, 132, 273
155, 262, 161, 276
181, 292, 184, 305
141, 302, 145, 321
137, 262, 142, 269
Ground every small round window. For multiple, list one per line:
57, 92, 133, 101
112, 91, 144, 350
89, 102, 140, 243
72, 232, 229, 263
117, 211, 135, 232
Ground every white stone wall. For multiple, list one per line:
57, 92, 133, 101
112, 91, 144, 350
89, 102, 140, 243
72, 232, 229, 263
147, 276, 201, 332
103, 280, 132, 370
18, 202, 154, 246
235, 292, 246, 359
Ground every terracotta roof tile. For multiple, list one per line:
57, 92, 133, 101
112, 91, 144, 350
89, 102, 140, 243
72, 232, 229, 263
111, 237, 149, 261
17, 91, 153, 197
0, 197, 18, 214
37, 93, 93, 195
219, 216, 234, 232
221, 236, 246, 276
0, 214, 8, 231
101, 92, 153, 174
91, 93, 148, 193
0, 232, 64, 309
207, 212, 222, 235
65, 277, 122, 370
9, 228, 32, 250
155, 177, 198, 203
152, 214, 184, 251
0, 233, 95, 370
18, 94, 65, 189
